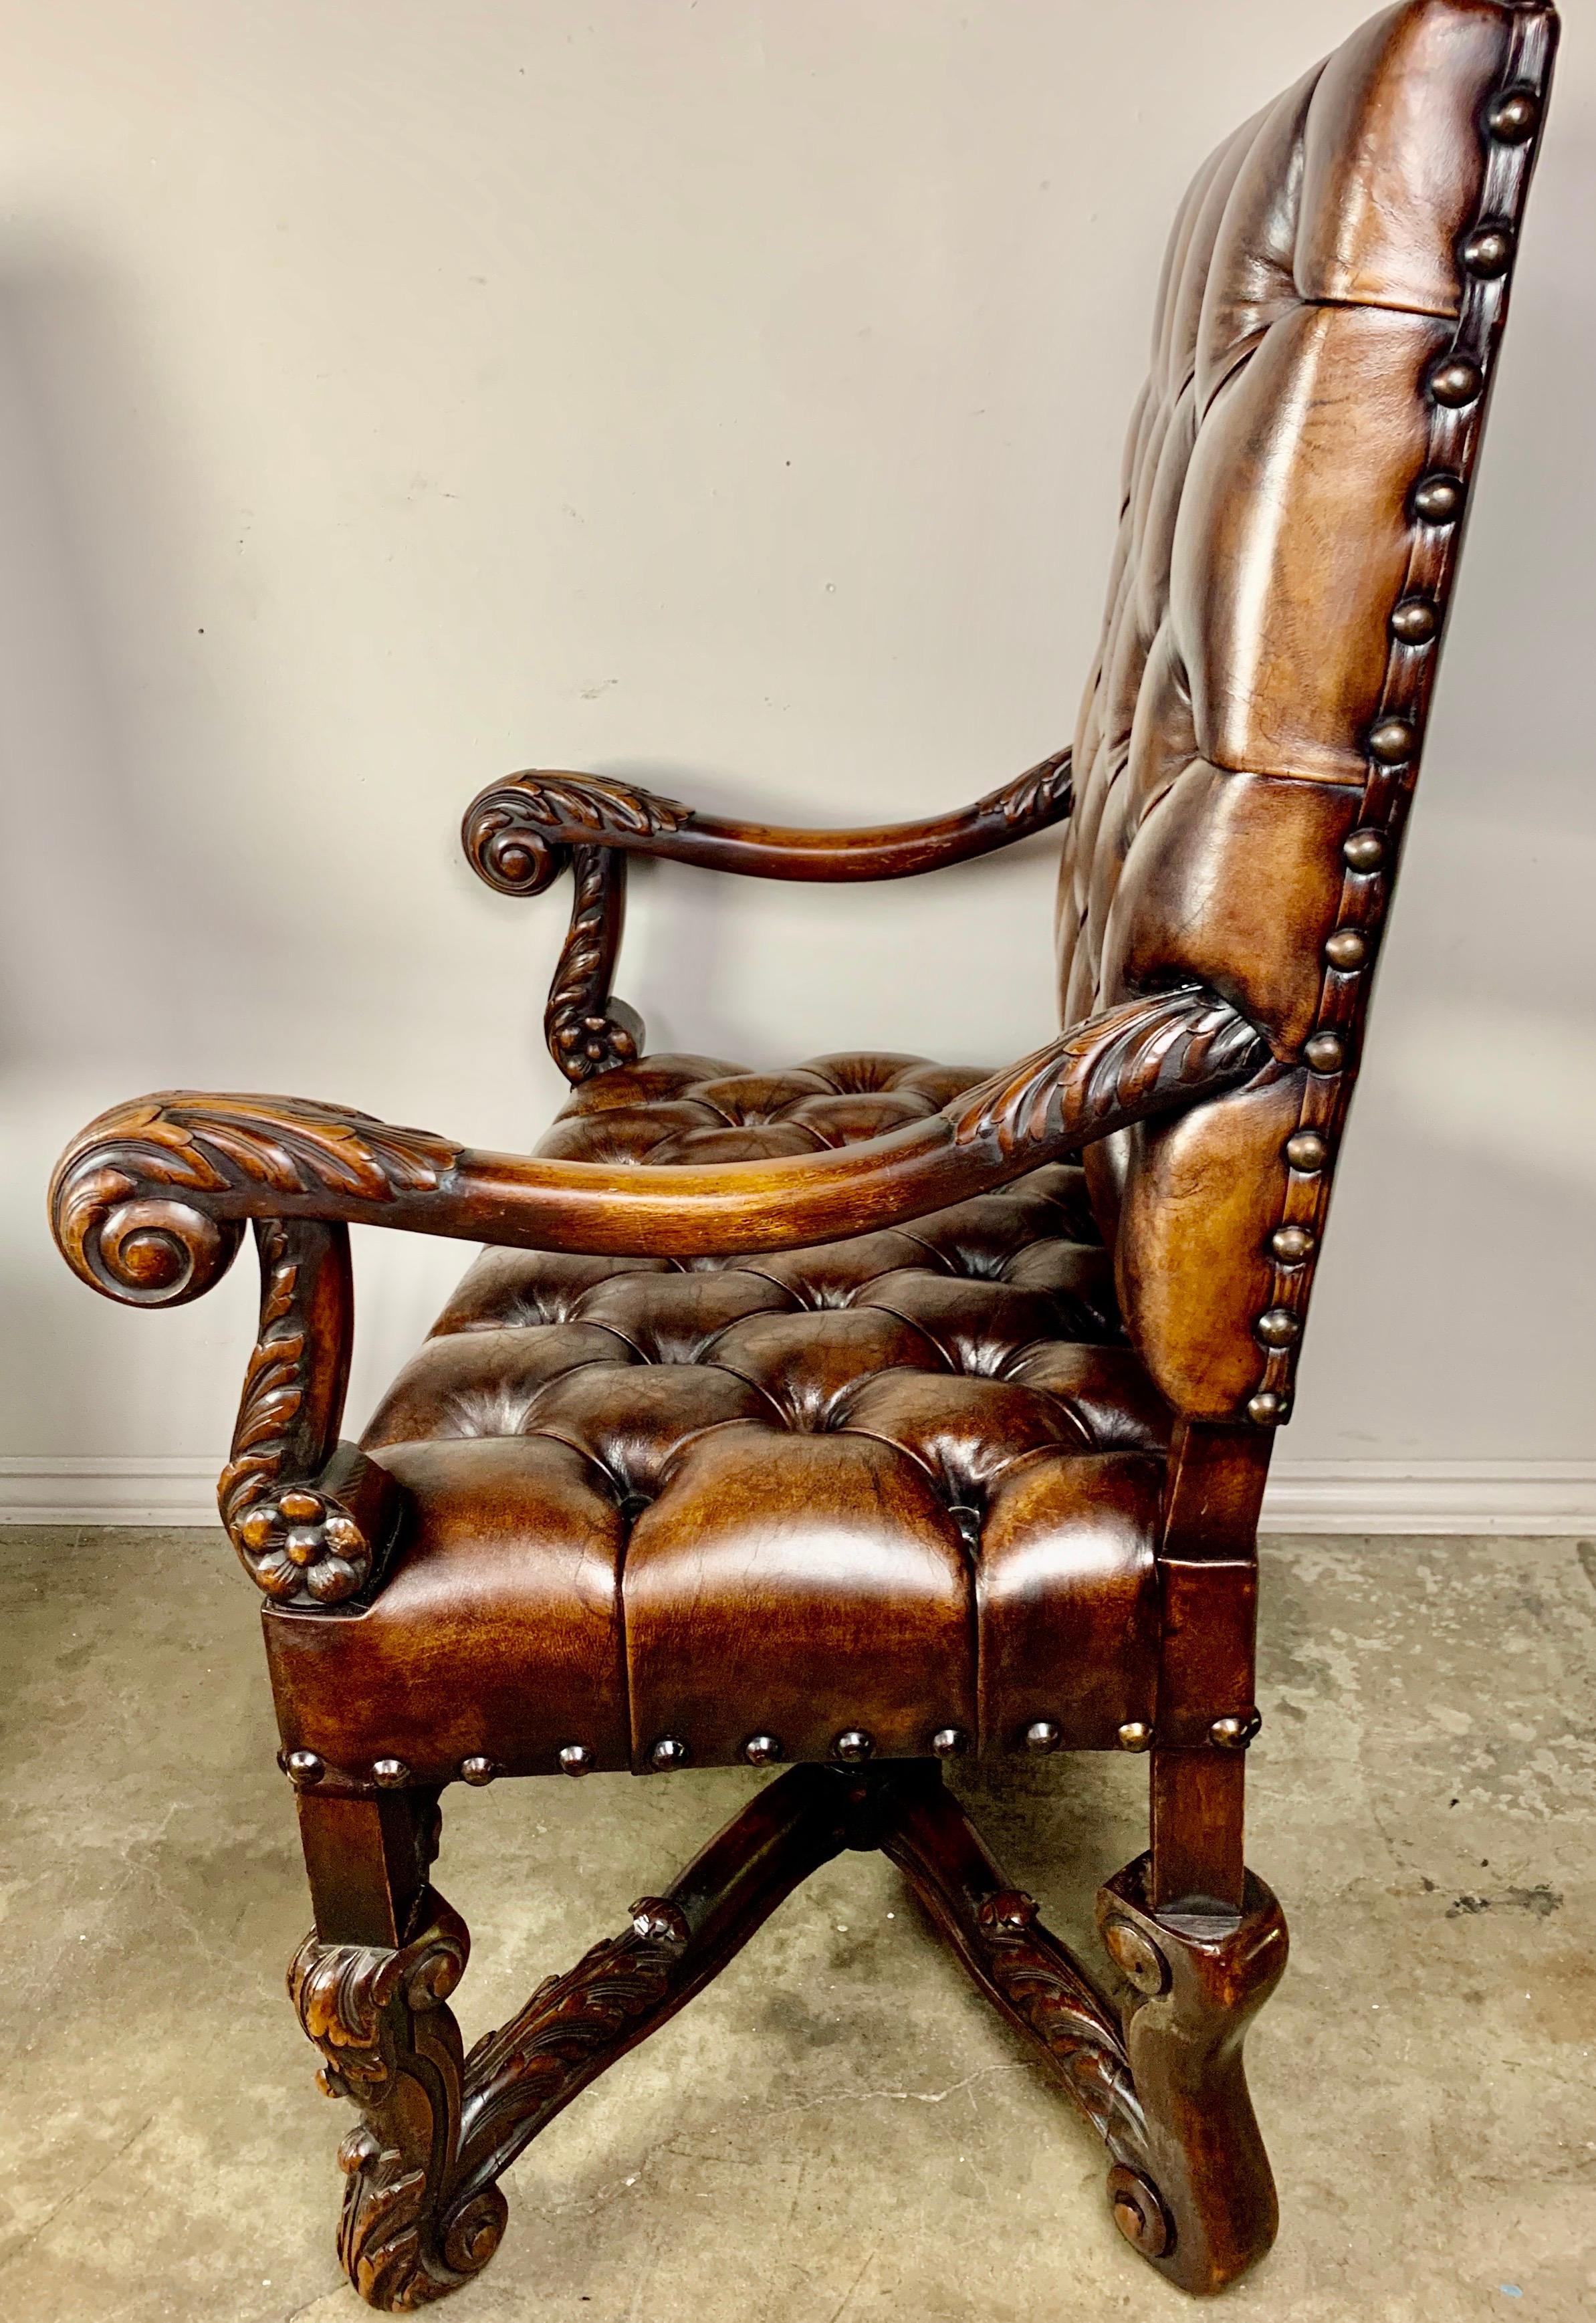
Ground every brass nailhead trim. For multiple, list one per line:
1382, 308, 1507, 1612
650, 1737, 691, 1771
558, 1743, 594, 1776
1427, 354, 1484, 409
1486, 86, 1538, 144
1115, 1721, 1152, 1753
1411, 471, 1464, 523
372, 1757, 411, 1788
1210, 1710, 1262, 1752
832, 1729, 874, 1763
460, 1755, 497, 1786
286, 1749, 325, 1787
1389, 596, 1439, 645
931, 1727, 967, 1757
1246, 1390, 1287, 1428
1460, 223, 1513, 278
1024, 1720, 1061, 1754
743, 1733, 783, 1766
1270, 1224, 1315, 1264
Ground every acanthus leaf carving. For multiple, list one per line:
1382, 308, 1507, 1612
973, 746, 1074, 831
545, 844, 647, 1083
945, 988, 1267, 1155
50, 1095, 461, 1309
463, 771, 691, 898
217, 1217, 404, 1608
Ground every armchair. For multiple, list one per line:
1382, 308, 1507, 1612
49, 0, 1557, 2306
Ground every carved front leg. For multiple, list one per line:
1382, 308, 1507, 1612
291, 1765, 846, 2310
291, 1894, 496, 2310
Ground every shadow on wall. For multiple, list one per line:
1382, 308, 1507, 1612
0, 254, 311, 1085
580, 756, 1063, 1071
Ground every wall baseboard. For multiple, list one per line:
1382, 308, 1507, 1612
1, 1454, 1594, 1536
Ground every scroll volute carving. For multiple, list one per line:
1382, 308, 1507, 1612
218, 1218, 406, 1607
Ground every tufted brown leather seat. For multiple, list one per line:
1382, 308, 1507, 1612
266, 1053, 1173, 1781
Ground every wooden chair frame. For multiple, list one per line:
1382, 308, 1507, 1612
51, 758, 1280, 2302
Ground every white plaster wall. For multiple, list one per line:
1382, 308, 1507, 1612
1, 0, 1591, 1488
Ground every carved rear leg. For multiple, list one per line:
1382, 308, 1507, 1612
881, 1767, 1286, 2296
290, 1767, 846, 2310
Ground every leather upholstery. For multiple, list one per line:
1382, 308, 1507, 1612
264, 0, 1551, 1789
264, 1055, 1172, 1783
1060, 0, 1544, 1418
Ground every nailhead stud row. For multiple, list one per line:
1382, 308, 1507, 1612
1244, 31, 1548, 1429
278, 1714, 1253, 1785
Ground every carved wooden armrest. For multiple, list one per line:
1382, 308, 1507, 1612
51, 986, 1262, 1603
459, 750, 1071, 1084
53, 983, 1260, 1287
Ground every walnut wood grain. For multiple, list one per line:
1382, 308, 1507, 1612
544, 843, 647, 1083
50, 986, 1266, 1299
463, 748, 1071, 891
292, 1762, 1282, 2308
217, 1218, 406, 1607
292, 1765, 846, 2309
882, 1776, 1285, 2297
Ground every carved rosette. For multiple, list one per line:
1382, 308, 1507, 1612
214, 1218, 405, 1607
947, 987, 1266, 1155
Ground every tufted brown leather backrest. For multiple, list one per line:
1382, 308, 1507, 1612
1058, 0, 1555, 1425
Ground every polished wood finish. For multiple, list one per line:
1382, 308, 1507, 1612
49, 988, 1264, 1283
43, 3, 1559, 2305
218, 1218, 407, 1606
463, 748, 1072, 891
292, 1763, 1282, 2310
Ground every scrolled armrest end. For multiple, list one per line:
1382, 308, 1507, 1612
463, 771, 690, 897
51, 1155, 245, 1307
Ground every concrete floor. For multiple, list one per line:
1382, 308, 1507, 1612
1, 1528, 1591, 2323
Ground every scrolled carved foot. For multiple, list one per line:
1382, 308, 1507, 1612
1095, 1855, 1288, 2296
291, 1894, 500, 2310
290, 1767, 844, 2310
